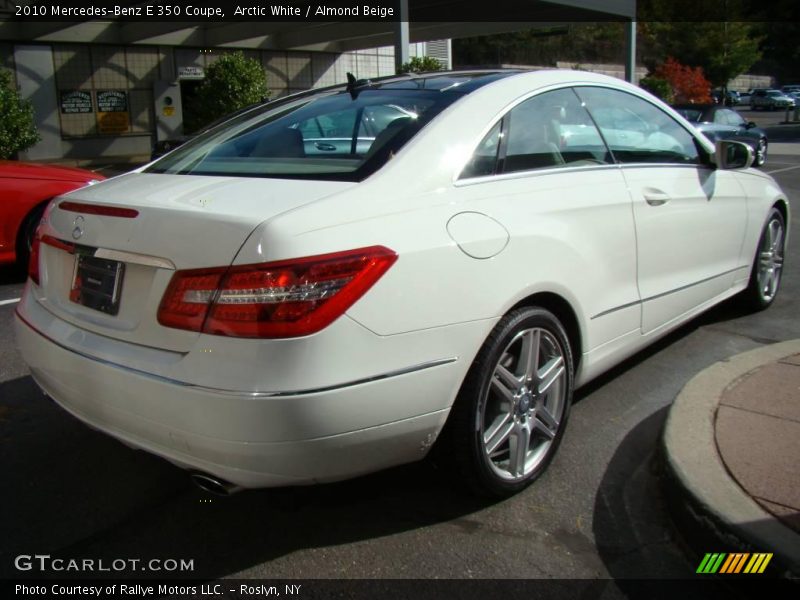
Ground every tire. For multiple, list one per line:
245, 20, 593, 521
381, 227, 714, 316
754, 138, 768, 167
15, 203, 46, 271
742, 207, 786, 310
439, 306, 574, 497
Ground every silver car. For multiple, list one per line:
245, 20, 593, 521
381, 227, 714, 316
751, 89, 796, 110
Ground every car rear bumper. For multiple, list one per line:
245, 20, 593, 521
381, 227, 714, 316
14, 302, 471, 488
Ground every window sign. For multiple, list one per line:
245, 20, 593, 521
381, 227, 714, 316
60, 90, 93, 114
178, 66, 205, 80
96, 90, 130, 134
96, 90, 128, 112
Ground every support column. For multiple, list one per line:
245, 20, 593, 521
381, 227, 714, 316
14, 44, 61, 160
394, 0, 410, 73
624, 19, 637, 83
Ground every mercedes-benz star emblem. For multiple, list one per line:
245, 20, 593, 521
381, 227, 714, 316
72, 215, 85, 240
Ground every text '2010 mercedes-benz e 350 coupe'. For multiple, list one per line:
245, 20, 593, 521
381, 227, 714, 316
15, 70, 789, 497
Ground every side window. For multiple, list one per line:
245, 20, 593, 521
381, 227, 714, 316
299, 109, 356, 140
292, 109, 358, 157
576, 87, 701, 165
460, 120, 503, 178
724, 110, 746, 127
502, 88, 611, 173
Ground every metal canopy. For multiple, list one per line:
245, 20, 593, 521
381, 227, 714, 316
0, 1, 636, 52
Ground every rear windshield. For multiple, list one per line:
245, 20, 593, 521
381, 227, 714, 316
146, 89, 461, 181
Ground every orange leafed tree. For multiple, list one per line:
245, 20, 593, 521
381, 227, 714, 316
652, 57, 713, 104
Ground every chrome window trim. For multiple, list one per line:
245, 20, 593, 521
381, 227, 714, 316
454, 162, 622, 187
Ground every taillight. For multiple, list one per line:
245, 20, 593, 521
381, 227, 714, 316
27, 226, 42, 285
158, 246, 397, 338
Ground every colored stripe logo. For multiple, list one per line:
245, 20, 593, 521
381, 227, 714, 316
696, 552, 772, 574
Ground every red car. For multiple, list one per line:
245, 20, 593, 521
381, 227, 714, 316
0, 161, 105, 268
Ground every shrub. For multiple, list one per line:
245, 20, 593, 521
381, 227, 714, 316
639, 76, 675, 104
652, 57, 712, 104
399, 56, 445, 74
0, 70, 40, 159
191, 51, 269, 131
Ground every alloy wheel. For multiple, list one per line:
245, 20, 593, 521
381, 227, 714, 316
757, 215, 784, 303
480, 327, 567, 481
756, 139, 767, 166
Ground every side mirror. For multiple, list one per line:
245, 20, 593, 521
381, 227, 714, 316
715, 140, 753, 170
746, 121, 757, 129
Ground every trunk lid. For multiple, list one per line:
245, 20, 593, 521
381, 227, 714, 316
35, 172, 354, 351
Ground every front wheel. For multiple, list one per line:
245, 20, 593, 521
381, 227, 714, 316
742, 208, 786, 310
754, 138, 768, 167
439, 307, 574, 497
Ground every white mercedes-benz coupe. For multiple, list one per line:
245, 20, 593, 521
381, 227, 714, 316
15, 70, 789, 497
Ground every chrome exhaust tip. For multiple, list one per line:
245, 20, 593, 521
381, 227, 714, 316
189, 472, 242, 496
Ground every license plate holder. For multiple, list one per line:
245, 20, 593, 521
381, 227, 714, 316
70, 253, 125, 316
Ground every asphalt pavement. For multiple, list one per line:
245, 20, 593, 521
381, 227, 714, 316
1, 151, 798, 587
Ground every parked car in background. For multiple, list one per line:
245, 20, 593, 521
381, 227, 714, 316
780, 84, 800, 95
672, 104, 769, 166
16, 70, 789, 498
0, 161, 104, 268
750, 89, 796, 110
711, 89, 740, 106
738, 90, 753, 104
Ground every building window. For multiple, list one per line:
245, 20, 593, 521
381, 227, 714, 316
54, 44, 159, 138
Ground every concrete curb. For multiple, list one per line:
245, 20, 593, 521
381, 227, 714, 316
663, 340, 800, 578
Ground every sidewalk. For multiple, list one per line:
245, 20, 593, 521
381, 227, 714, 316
663, 340, 800, 578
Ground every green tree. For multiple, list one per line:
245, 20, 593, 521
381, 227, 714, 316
750, 21, 800, 84
639, 76, 674, 103
453, 24, 624, 68
399, 56, 445, 73
191, 51, 269, 132
0, 69, 40, 159
638, 1, 762, 88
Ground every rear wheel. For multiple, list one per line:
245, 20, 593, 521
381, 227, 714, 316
440, 307, 574, 497
742, 208, 785, 310
15, 203, 46, 271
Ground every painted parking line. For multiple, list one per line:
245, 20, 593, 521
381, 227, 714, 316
0, 297, 20, 307
765, 164, 800, 175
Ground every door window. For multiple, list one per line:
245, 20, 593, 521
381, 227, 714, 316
576, 87, 702, 165
721, 109, 746, 127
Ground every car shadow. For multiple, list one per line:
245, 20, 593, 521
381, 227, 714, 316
0, 375, 494, 580
591, 407, 692, 579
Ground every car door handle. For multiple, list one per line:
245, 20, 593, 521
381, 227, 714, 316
314, 142, 337, 151
643, 189, 670, 206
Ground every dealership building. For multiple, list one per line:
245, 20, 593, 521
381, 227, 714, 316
0, 0, 637, 162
